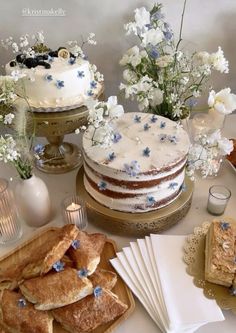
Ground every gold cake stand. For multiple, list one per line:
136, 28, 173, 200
76, 167, 194, 237
32, 106, 88, 174
31, 89, 104, 174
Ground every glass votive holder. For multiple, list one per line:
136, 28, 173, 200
207, 185, 231, 216
61, 195, 88, 230
0, 178, 22, 244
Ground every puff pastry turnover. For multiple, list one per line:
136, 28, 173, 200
19, 267, 93, 310
0, 290, 53, 333
22, 224, 79, 279
89, 268, 117, 290
52, 288, 127, 333
67, 231, 106, 275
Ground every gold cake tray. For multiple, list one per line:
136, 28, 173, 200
183, 221, 236, 313
76, 167, 194, 237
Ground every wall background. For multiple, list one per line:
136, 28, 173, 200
0, 0, 236, 111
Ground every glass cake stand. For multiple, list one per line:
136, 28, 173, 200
76, 167, 194, 237
31, 89, 104, 174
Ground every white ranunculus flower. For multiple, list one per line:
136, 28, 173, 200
136, 76, 153, 93
120, 46, 142, 67
141, 28, 163, 47
210, 47, 229, 73
208, 88, 236, 114
138, 97, 149, 111
156, 55, 174, 68
107, 96, 124, 118
93, 124, 113, 147
123, 69, 137, 83
134, 7, 150, 29
218, 137, 233, 155
149, 88, 163, 106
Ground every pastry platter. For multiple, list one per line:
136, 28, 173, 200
76, 167, 194, 237
183, 221, 236, 313
0, 227, 135, 333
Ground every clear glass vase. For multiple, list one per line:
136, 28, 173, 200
0, 178, 22, 244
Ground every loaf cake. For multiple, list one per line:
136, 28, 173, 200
205, 218, 236, 287
83, 112, 190, 212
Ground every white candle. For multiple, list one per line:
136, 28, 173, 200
207, 193, 227, 215
62, 195, 88, 230
66, 202, 81, 224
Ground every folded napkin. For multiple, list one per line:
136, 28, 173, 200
110, 234, 224, 333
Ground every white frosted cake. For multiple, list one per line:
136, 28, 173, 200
5, 49, 103, 110
83, 112, 190, 213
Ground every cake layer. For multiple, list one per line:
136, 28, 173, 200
6, 57, 102, 109
82, 112, 190, 213
84, 173, 183, 212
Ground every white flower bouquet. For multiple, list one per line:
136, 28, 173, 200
76, 96, 124, 148
120, 2, 235, 121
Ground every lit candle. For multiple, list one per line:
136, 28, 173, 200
66, 202, 82, 225
207, 185, 231, 215
62, 196, 87, 230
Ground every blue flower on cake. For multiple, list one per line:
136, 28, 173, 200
168, 182, 178, 190
77, 268, 89, 278
48, 55, 54, 63
180, 182, 187, 192
112, 132, 122, 143
94, 286, 103, 298
18, 298, 27, 308
98, 181, 107, 191
160, 121, 166, 129
143, 147, 151, 157
71, 239, 80, 250
134, 115, 141, 123
87, 90, 94, 97
124, 160, 140, 177
77, 70, 85, 78
146, 195, 156, 207
168, 135, 177, 144
45, 74, 53, 82
68, 57, 76, 65
107, 152, 116, 162
52, 260, 65, 272
144, 123, 151, 131
150, 115, 158, 123
90, 80, 97, 89
159, 134, 167, 142
56, 80, 64, 89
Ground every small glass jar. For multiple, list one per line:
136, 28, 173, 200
207, 185, 231, 216
61, 195, 88, 230
0, 178, 22, 244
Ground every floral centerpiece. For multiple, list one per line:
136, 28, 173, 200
119, 2, 236, 121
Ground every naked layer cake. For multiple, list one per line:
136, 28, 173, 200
83, 112, 190, 213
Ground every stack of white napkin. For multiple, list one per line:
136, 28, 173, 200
110, 235, 224, 333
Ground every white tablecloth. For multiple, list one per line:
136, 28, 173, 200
0, 115, 235, 333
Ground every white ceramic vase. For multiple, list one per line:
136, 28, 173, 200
15, 174, 52, 227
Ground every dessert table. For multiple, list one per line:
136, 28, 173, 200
0, 114, 235, 333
